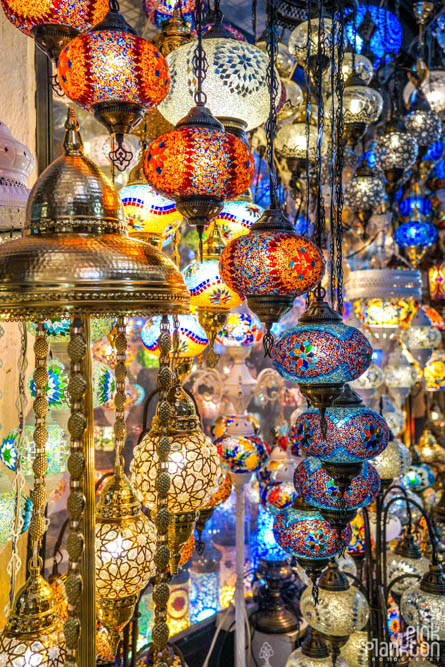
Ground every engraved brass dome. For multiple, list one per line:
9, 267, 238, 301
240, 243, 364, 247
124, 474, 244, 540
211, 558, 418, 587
0, 110, 189, 319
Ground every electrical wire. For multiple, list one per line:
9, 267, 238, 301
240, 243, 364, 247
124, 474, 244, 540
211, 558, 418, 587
202, 598, 235, 667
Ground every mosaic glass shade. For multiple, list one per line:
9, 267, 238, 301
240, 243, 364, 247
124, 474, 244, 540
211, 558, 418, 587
58, 30, 170, 111
29, 359, 114, 408
1, 424, 69, 477
405, 109, 442, 147
325, 84, 383, 125
296, 553, 357, 587
300, 583, 369, 637
141, 314, 208, 358
220, 229, 324, 300
384, 347, 418, 390
294, 457, 380, 511
347, 512, 365, 556
157, 39, 275, 131
347, 6, 402, 63
353, 297, 417, 328
272, 321, 372, 385
375, 129, 418, 170
404, 464, 435, 492
144, 125, 253, 203
340, 631, 370, 667
0, 491, 32, 544
401, 580, 445, 640
292, 403, 389, 463
216, 312, 263, 347
217, 435, 269, 474
399, 192, 432, 219
370, 439, 411, 482
273, 506, 352, 561
287, 647, 347, 667
183, 259, 243, 311
394, 221, 438, 249
387, 552, 430, 596
213, 201, 264, 244
119, 182, 182, 244
326, 52, 374, 86
27, 317, 113, 341
190, 569, 220, 624
350, 362, 384, 391
424, 350, 445, 390
143, 0, 195, 28
260, 481, 296, 515
400, 307, 441, 350
0, 0, 108, 36
344, 169, 386, 213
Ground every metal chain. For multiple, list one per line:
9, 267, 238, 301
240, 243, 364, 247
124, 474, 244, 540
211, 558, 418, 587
5, 322, 26, 616
313, 3, 326, 249
113, 316, 127, 472
252, 0, 257, 44
305, 0, 312, 228
328, 7, 337, 307
64, 318, 89, 666
152, 316, 173, 667
265, 0, 280, 208
193, 0, 208, 105
109, 0, 119, 11
335, 0, 345, 316
172, 228, 181, 268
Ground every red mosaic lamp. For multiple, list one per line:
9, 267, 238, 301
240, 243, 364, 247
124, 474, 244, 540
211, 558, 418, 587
57, 0, 170, 170
0, 0, 108, 60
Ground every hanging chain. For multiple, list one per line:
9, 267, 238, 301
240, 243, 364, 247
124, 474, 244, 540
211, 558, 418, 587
113, 316, 127, 473
152, 316, 173, 667
328, 6, 337, 308
29, 322, 49, 573
313, 5, 326, 250
334, 1, 345, 316
64, 318, 89, 666
252, 0, 257, 44
6, 322, 27, 616
172, 228, 181, 268
305, 0, 312, 228
265, 0, 279, 208
109, 0, 120, 11
193, 0, 208, 105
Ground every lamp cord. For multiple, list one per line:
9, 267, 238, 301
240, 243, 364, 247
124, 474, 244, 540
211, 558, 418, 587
193, 0, 208, 105
334, 0, 345, 316
265, 0, 279, 209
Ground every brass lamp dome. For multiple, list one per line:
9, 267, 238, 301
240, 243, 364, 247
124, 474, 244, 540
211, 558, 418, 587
0, 109, 189, 319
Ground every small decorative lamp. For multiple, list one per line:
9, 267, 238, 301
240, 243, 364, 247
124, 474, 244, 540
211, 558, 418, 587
0, 0, 108, 59
340, 631, 371, 667
261, 480, 296, 516
375, 120, 419, 196
417, 428, 445, 465
0, 122, 34, 240
143, 0, 195, 29
141, 314, 208, 360
424, 350, 445, 391
218, 434, 269, 478
119, 148, 182, 247
404, 463, 435, 493
213, 199, 264, 245
287, 629, 348, 667
300, 562, 369, 642
384, 346, 418, 407
400, 306, 441, 367
370, 438, 411, 487
57, 3, 170, 169
399, 181, 432, 220
387, 532, 430, 597
344, 161, 386, 236
400, 565, 445, 642
131, 384, 220, 574
405, 103, 442, 151
380, 395, 406, 436
394, 221, 438, 268
216, 312, 263, 349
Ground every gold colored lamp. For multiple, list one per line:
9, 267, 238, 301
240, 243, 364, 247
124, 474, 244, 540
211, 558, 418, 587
151, 8, 196, 56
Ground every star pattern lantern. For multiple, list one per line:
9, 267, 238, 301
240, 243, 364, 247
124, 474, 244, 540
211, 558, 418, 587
144, 105, 254, 239
131, 385, 220, 573
273, 501, 352, 583
271, 294, 372, 414
344, 161, 386, 235
57, 6, 170, 169
405, 107, 442, 149
0, 0, 108, 60
219, 208, 324, 350
375, 120, 418, 196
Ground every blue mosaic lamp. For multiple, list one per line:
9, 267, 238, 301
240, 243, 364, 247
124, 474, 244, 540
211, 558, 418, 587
398, 184, 433, 220
345, 4, 402, 65
273, 497, 352, 583
0, 490, 32, 546
394, 221, 438, 268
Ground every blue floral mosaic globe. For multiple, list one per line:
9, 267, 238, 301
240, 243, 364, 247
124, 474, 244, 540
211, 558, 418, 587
217, 435, 270, 475
294, 457, 380, 511
260, 481, 296, 516
0, 424, 69, 476
291, 392, 390, 464
394, 221, 438, 249
273, 506, 352, 561
398, 194, 432, 219
404, 463, 436, 492
0, 491, 32, 544
272, 321, 372, 386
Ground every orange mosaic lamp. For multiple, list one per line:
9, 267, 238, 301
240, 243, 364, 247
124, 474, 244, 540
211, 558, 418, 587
57, 2, 170, 170
0, 0, 108, 59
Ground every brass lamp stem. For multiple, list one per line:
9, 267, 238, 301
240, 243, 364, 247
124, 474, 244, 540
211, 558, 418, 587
113, 315, 128, 474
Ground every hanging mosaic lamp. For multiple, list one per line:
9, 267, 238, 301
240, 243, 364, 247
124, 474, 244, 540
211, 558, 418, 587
151, 7, 195, 57
424, 349, 445, 391
398, 180, 432, 220
119, 145, 182, 247
375, 119, 419, 197
400, 565, 445, 643
387, 532, 430, 599
0, 475, 32, 548
405, 95, 442, 155
350, 361, 384, 403
404, 462, 435, 493
183, 225, 243, 366
292, 384, 389, 490
370, 438, 411, 489
57, 3, 170, 170
260, 480, 296, 516
394, 220, 438, 268
383, 346, 419, 407
294, 457, 380, 532
131, 384, 220, 574
417, 428, 445, 465
216, 312, 263, 348
271, 291, 372, 415
219, 209, 325, 352
343, 160, 386, 236
143, 0, 195, 30
0, 0, 108, 59
157, 13, 276, 133
212, 196, 264, 245
217, 434, 270, 478
273, 497, 352, 584
141, 313, 208, 359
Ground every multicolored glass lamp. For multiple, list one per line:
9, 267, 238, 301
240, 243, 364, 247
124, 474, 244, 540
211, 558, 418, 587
57, 2, 170, 169
141, 313, 208, 366
344, 160, 386, 236
216, 312, 263, 349
387, 531, 430, 598
0, 0, 108, 60
394, 220, 438, 268
143, 0, 195, 29
213, 197, 264, 245
424, 349, 445, 391
183, 225, 243, 366
119, 144, 182, 247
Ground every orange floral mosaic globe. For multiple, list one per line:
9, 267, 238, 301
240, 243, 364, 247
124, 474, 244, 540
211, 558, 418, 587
57, 29, 170, 111
0, 0, 108, 36
143, 126, 254, 203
